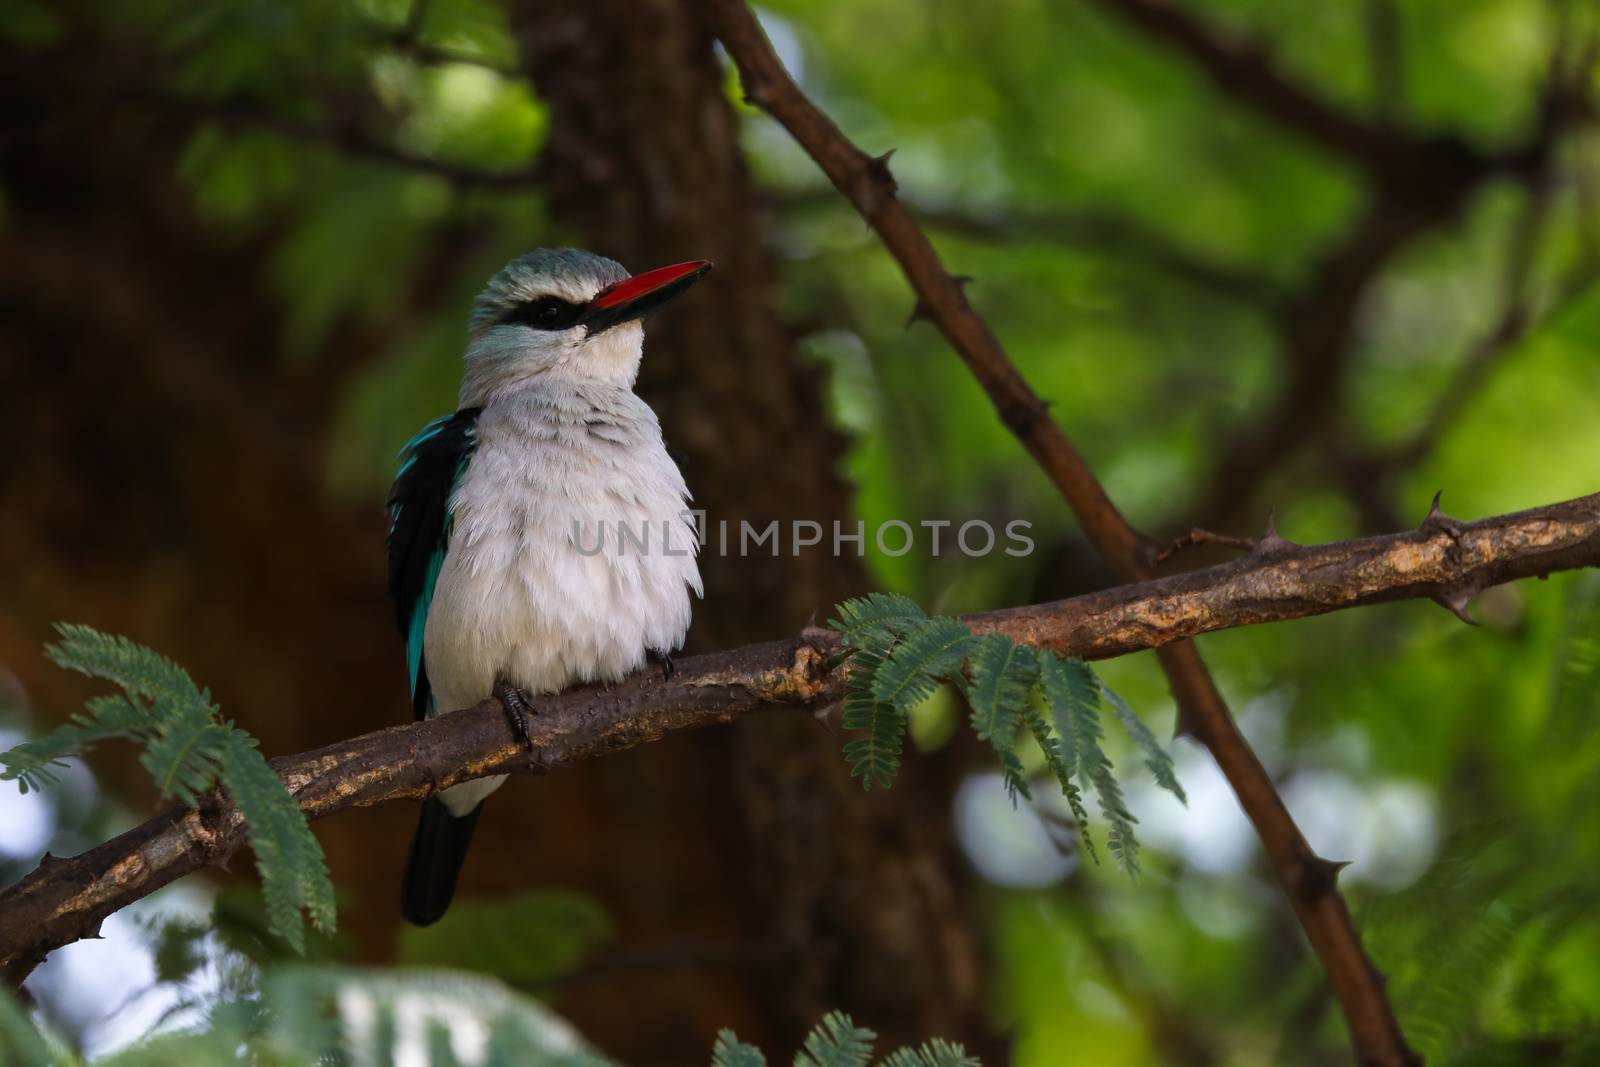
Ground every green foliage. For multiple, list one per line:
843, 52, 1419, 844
869, 618, 978, 709
1102, 685, 1185, 805
1053, 658, 1141, 876
830, 597, 1183, 872
964, 635, 1039, 802
397, 890, 613, 986
0, 625, 335, 952
3, 970, 979, 1067
0, 984, 58, 1067
713, 1011, 978, 1067
1356, 577, 1600, 1064
262, 966, 615, 1067
796, 1011, 878, 1067
1032, 656, 1097, 865
829, 591, 928, 649
880, 1041, 981, 1067
2, 965, 616, 1067
712, 1029, 769, 1067
840, 648, 906, 791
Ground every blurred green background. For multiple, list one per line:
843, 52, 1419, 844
2, 0, 1599, 1064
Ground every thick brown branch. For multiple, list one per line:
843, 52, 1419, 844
702, 4, 1431, 1063
3, 492, 1598, 980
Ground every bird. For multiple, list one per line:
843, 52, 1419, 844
386, 248, 709, 926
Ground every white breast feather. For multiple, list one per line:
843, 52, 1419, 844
421, 383, 700, 813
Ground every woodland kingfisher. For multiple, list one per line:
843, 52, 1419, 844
386, 249, 709, 925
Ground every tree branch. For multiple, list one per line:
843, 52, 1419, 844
3, 491, 1598, 980
1081, 0, 1511, 191
702, 4, 1436, 1063
157, 93, 540, 190
764, 186, 1288, 307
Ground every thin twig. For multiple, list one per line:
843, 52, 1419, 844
1156, 528, 1257, 564
703, 4, 1427, 1063
764, 187, 1287, 307
4, 491, 1599, 982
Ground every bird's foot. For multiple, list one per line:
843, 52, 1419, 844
493, 677, 537, 750
647, 648, 675, 681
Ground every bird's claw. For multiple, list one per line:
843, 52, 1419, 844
648, 648, 675, 681
494, 677, 536, 750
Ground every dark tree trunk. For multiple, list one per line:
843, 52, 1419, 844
510, 0, 995, 1058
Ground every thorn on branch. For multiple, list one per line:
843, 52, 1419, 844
1296, 853, 1351, 898
1420, 490, 1466, 539
1431, 588, 1478, 626
1254, 510, 1300, 557
867, 148, 898, 190
854, 149, 900, 220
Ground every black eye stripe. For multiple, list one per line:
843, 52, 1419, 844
499, 295, 587, 331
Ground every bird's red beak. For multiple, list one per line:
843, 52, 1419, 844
583, 259, 713, 333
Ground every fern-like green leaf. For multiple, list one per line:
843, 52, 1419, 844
829, 593, 927, 649
794, 1011, 875, 1067
1102, 685, 1185, 804
1040, 654, 1141, 875
1022, 698, 1097, 864
47, 623, 210, 709
840, 702, 905, 790
963, 635, 1037, 749
712, 1029, 769, 1067
881, 1039, 981, 1067
869, 618, 977, 710
216, 730, 336, 954
1, 694, 148, 793
140, 720, 227, 808
841, 647, 906, 790
997, 749, 1032, 805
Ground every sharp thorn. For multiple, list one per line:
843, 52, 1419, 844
867, 148, 898, 191
905, 299, 933, 328
1298, 854, 1350, 896
1432, 590, 1479, 625
1172, 708, 1202, 742
1421, 489, 1466, 539
1254, 509, 1298, 556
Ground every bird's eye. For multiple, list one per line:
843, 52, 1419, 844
502, 295, 583, 331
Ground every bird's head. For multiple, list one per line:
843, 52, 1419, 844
461, 248, 712, 403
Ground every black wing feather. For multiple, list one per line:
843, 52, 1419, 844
386, 407, 482, 721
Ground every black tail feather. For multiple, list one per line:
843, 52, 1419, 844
401, 796, 482, 926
